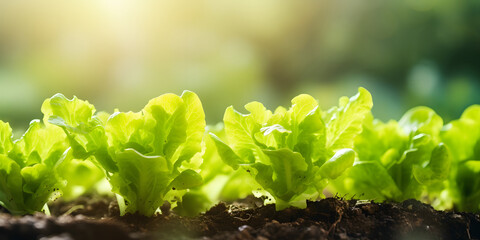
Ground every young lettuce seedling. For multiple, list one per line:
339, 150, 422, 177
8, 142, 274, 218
441, 105, 480, 212
0, 120, 67, 215
42, 91, 205, 216
331, 107, 451, 202
211, 88, 372, 210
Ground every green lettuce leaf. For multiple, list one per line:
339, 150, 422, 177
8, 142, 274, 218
338, 161, 403, 200
0, 154, 24, 214
318, 149, 355, 179
41, 94, 117, 173
259, 148, 310, 209
0, 121, 13, 154
413, 143, 451, 185
324, 87, 373, 152
109, 148, 171, 216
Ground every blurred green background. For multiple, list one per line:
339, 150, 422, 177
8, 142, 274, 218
1, 0, 479, 134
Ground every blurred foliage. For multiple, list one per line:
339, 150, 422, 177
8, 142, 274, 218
0, 0, 479, 132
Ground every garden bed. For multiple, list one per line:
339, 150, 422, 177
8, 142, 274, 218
1, 90, 479, 239
1, 196, 478, 240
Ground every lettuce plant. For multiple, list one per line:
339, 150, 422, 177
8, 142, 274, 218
332, 107, 451, 202
42, 92, 206, 216
0, 120, 67, 214
441, 105, 480, 212
211, 88, 372, 210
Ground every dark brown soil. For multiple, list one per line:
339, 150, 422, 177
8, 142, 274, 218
0, 196, 478, 240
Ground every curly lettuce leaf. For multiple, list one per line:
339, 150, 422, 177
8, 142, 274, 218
41, 94, 117, 173
9, 120, 67, 168
105, 111, 154, 155
324, 87, 373, 152
109, 149, 171, 216
20, 163, 61, 212
338, 161, 403, 200
413, 143, 451, 185
258, 149, 310, 209
0, 121, 13, 154
318, 148, 355, 179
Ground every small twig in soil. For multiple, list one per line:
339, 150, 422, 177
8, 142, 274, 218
233, 213, 252, 222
